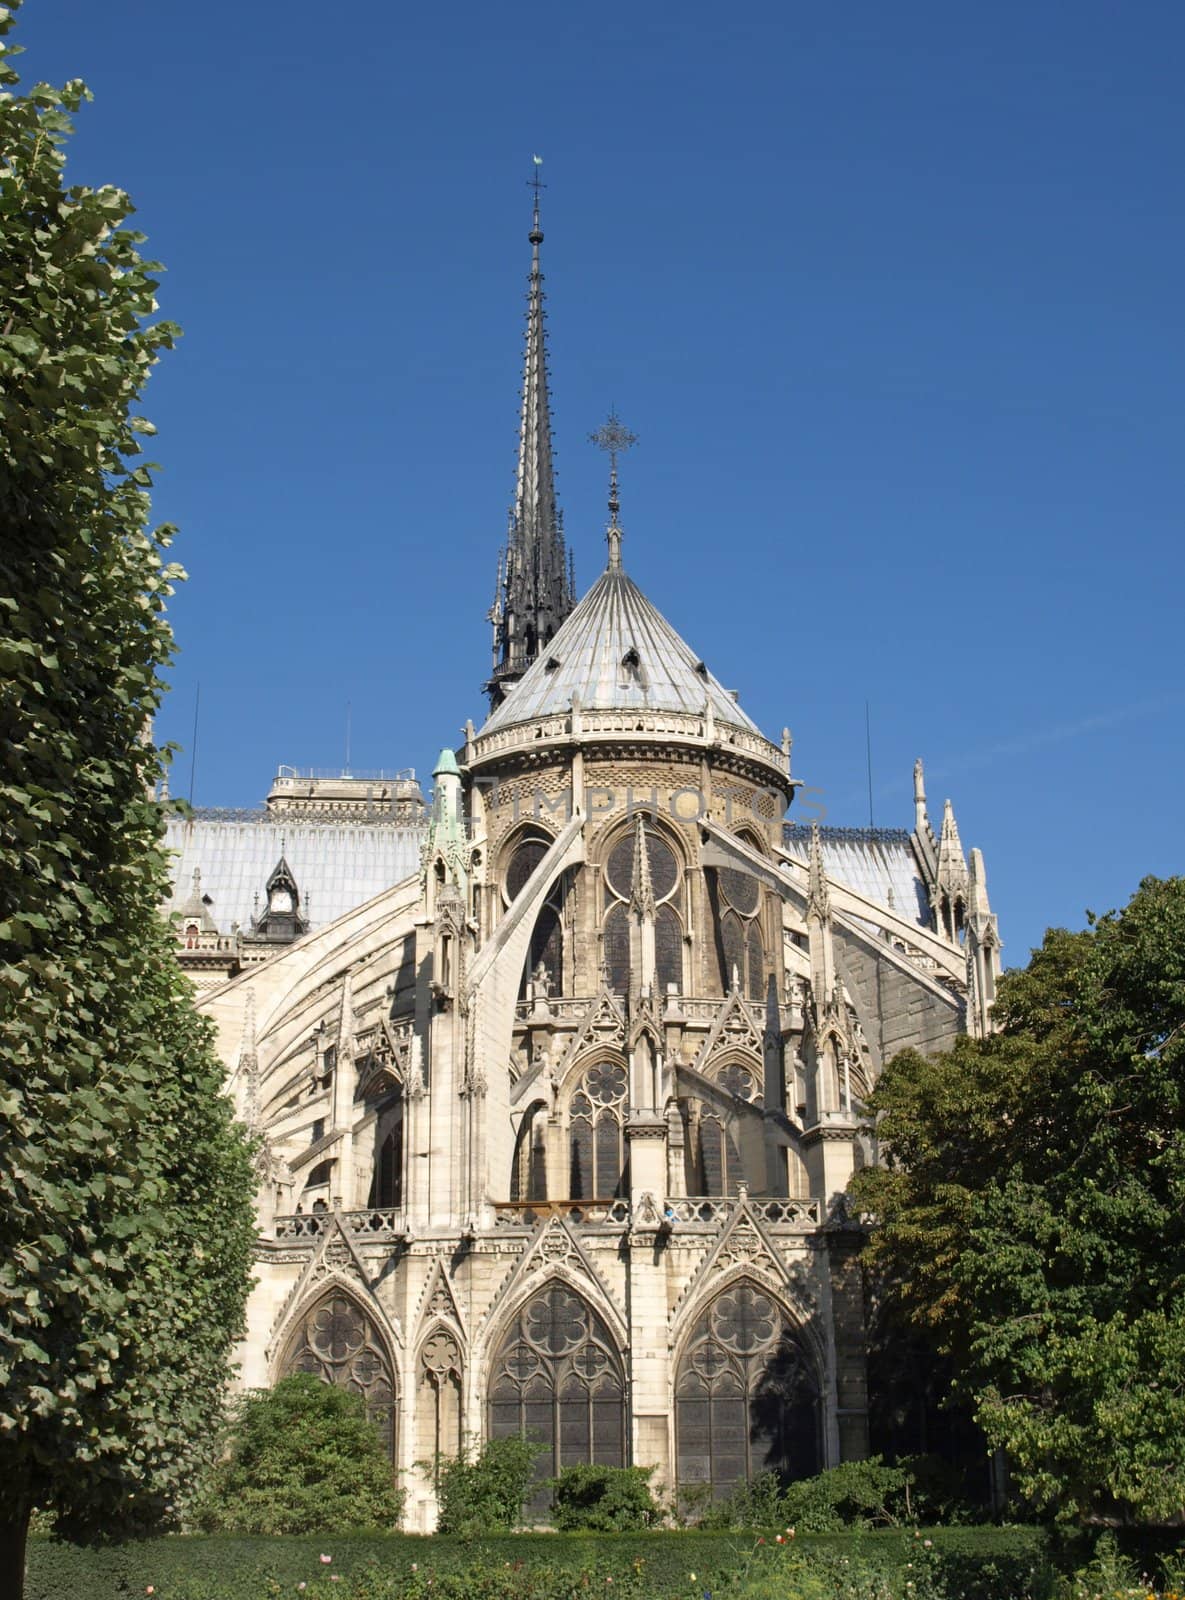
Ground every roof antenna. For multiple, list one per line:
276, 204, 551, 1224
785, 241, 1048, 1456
588, 409, 638, 570
188, 682, 201, 806
865, 699, 875, 828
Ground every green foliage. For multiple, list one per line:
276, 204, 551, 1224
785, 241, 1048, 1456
779, 1458, 914, 1531
699, 1458, 924, 1532
187, 1375, 405, 1535
549, 1464, 658, 1531
694, 1469, 787, 1528
852, 876, 1185, 1523
435, 1435, 545, 1534
22, 1527, 1059, 1600
1053, 1532, 1141, 1600
0, 0, 256, 1582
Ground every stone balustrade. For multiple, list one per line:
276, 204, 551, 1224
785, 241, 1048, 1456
664, 1196, 822, 1227
492, 1198, 631, 1228
469, 705, 785, 773
273, 1207, 407, 1241
270, 1194, 823, 1243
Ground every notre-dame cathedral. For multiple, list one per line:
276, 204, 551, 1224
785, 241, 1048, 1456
164, 184, 1001, 1531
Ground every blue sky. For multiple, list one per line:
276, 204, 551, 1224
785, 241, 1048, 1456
16, 0, 1184, 965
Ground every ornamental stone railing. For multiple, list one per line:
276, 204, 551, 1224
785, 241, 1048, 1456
492, 1198, 631, 1228
664, 1196, 821, 1227
513, 996, 602, 1023
273, 1207, 407, 1241
469, 705, 785, 775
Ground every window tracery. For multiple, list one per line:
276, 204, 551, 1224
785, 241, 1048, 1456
681, 1062, 763, 1195
488, 1284, 626, 1508
420, 1327, 462, 1466
601, 821, 683, 994
675, 1282, 818, 1498
369, 1122, 402, 1209
504, 830, 566, 997
281, 1292, 397, 1458
715, 862, 765, 999
511, 1101, 548, 1202
568, 1060, 628, 1200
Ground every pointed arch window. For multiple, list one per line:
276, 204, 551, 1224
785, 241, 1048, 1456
281, 1293, 397, 1459
682, 1102, 745, 1196
601, 821, 683, 994
511, 1101, 549, 1202
369, 1123, 403, 1210
568, 1061, 627, 1200
675, 1282, 818, 1499
506, 830, 566, 998
488, 1284, 626, 1511
715, 861, 765, 1000
681, 1063, 763, 1197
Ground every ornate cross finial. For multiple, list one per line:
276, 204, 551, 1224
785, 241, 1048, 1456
588, 410, 638, 570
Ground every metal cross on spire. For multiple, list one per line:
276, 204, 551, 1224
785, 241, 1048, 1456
589, 409, 638, 569
528, 155, 545, 246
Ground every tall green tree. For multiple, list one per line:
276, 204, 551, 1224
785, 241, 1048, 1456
0, 7, 257, 1593
853, 877, 1185, 1522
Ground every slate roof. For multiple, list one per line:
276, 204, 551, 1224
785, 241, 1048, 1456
480, 563, 763, 737
782, 824, 932, 930
164, 813, 425, 935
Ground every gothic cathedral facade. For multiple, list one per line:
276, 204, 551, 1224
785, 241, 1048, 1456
169, 187, 1001, 1530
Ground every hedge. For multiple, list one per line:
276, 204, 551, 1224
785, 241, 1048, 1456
25, 1525, 1052, 1600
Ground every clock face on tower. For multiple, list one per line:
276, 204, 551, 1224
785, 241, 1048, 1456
270, 888, 293, 914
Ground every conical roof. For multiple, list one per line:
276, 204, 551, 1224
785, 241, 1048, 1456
479, 561, 762, 737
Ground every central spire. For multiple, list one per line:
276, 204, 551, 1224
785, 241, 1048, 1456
486, 160, 575, 712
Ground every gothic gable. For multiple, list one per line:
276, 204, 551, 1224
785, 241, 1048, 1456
480, 1213, 628, 1347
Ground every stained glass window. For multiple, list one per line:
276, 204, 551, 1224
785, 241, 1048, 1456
718, 866, 759, 916
747, 922, 765, 1001
507, 838, 548, 901
488, 1285, 626, 1512
568, 1063, 628, 1200
368, 1123, 403, 1209
281, 1293, 397, 1458
527, 904, 564, 994
511, 1103, 548, 1202
675, 1283, 818, 1498
720, 913, 745, 993
683, 1104, 745, 1196
602, 902, 630, 994
656, 903, 683, 994
605, 825, 678, 902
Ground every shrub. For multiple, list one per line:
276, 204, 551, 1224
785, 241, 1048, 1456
695, 1470, 786, 1529
187, 1374, 404, 1534
23, 1526, 1057, 1600
550, 1464, 658, 1531
435, 1435, 544, 1534
696, 1457, 914, 1531
780, 1457, 914, 1531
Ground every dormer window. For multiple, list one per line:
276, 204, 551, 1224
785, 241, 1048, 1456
544, 656, 561, 673
620, 646, 647, 690
694, 660, 709, 679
